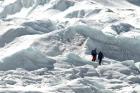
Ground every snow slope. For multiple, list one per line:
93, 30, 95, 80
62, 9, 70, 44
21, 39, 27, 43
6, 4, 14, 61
0, 0, 140, 93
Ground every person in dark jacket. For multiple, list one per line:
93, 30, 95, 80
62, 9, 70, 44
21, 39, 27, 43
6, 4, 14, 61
91, 48, 97, 61
98, 51, 104, 65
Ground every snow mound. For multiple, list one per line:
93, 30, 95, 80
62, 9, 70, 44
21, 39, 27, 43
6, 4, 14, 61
63, 53, 98, 67
49, 0, 75, 11
0, 26, 39, 47
64, 65, 99, 79
22, 20, 57, 33
65, 9, 101, 18
103, 22, 135, 35
0, 0, 50, 18
97, 61, 139, 79
0, 47, 55, 71
0, 19, 57, 47
111, 23, 134, 34
31, 26, 87, 57
49, 75, 113, 93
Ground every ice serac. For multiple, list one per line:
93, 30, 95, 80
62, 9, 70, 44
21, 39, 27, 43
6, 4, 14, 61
64, 25, 140, 61
28, 24, 140, 61
0, 0, 49, 18
0, 35, 55, 71
0, 0, 75, 18
0, 19, 57, 47
49, 0, 75, 11
0, 47, 55, 71
0, 20, 140, 71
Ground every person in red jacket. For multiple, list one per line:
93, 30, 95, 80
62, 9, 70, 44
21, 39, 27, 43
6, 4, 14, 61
91, 48, 97, 61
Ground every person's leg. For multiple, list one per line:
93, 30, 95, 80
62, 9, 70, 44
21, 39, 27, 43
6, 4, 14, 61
99, 59, 101, 65
92, 56, 95, 61
93, 56, 96, 61
99, 58, 103, 65
100, 58, 102, 65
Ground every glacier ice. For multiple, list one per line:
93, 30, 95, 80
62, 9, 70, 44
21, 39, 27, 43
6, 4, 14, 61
0, 0, 140, 93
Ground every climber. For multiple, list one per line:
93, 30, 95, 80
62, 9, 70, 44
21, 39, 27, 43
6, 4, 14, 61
91, 48, 97, 61
98, 51, 104, 65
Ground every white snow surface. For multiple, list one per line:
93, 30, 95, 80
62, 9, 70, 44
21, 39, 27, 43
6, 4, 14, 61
0, 0, 140, 93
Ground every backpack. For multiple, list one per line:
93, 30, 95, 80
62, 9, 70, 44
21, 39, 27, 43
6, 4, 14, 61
91, 50, 97, 56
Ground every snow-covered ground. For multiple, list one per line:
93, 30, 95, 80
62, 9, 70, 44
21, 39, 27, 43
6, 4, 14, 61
0, 0, 140, 93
